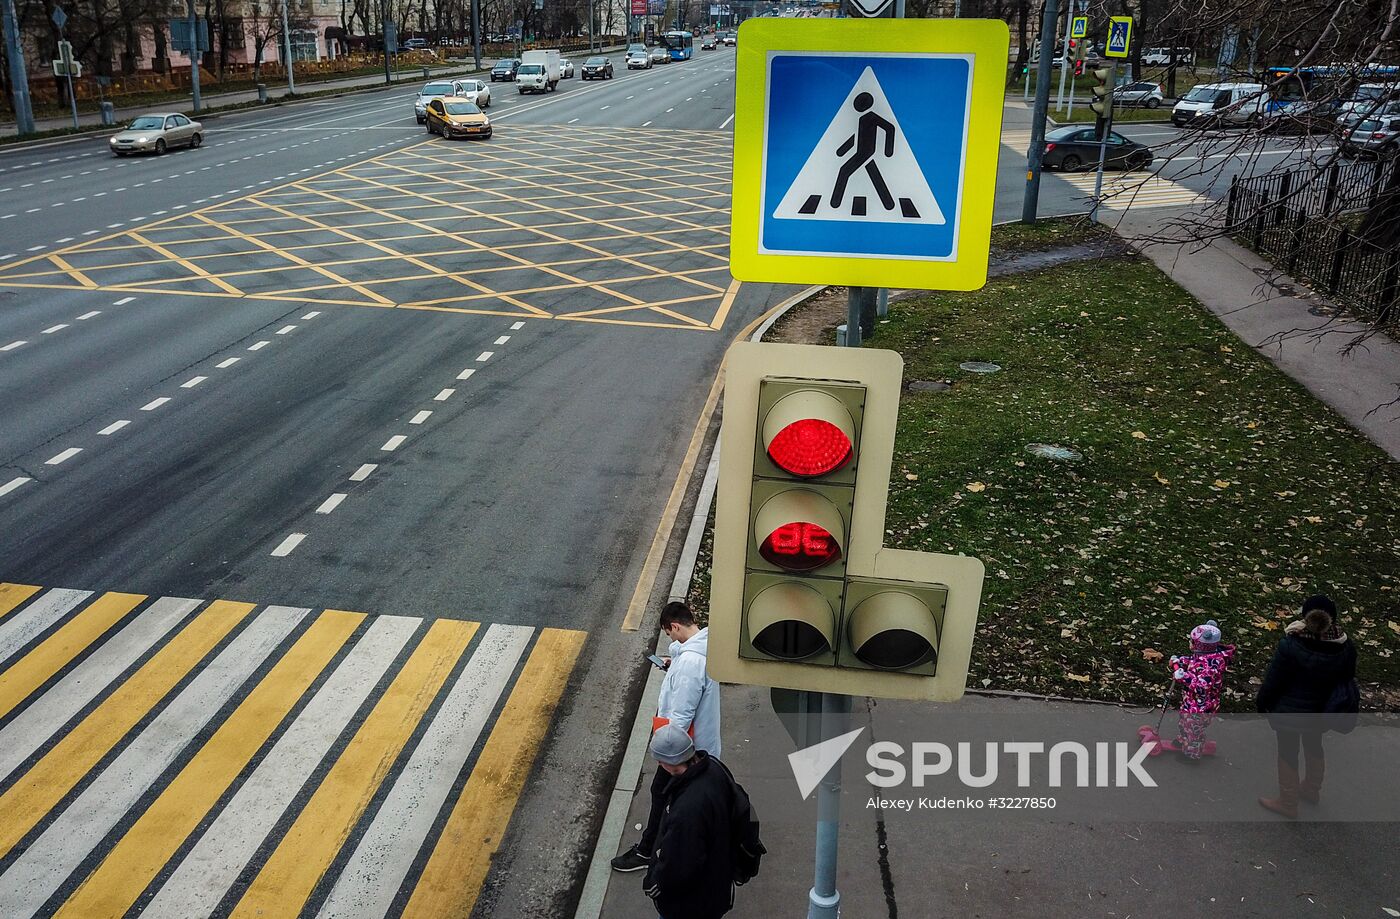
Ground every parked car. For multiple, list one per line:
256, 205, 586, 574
489, 58, 519, 81
1336, 99, 1400, 128
1340, 115, 1400, 157
415, 80, 469, 122
1334, 84, 1400, 124
648, 46, 669, 65
626, 49, 652, 70
561, 57, 575, 78
454, 78, 491, 108
1141, 46, 1195, 66
1115, 81, 1165, 108
1171, 81, 1265, 127
402, 37, 429, 50
109, 112, 202, 156
581, 56, 614, 79
424, 97, 492, 139
1041, 125, 1153, 171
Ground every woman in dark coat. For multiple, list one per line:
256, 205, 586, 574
1254, 594, 1358, 818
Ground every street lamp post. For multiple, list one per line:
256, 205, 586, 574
1, 0, 35, 134
281, 0, 296, 93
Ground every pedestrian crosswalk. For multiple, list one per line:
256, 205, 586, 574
1052, 170, 1205, 210
0, 582, 584, 919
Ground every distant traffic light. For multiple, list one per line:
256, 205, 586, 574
708, 341, 985, 703
1074, 59, 1084, 76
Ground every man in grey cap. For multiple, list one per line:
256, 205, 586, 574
641, 724, 736, 919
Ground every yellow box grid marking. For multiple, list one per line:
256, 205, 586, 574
52, 609, 364, 919
228, 617, 478, 918
0, 599, 255, 859
0, 127, 736, 331
0, 591, 145, 721
402, 627, 585, 919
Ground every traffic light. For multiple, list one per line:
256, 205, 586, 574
708, 341, 985, 703
1089, 63, 1116, 117
1074, 59, 1084, 76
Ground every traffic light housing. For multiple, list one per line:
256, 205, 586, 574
1089, 63, 1115, 117
1074, 59, 1084, 76
708, 341, 985, 703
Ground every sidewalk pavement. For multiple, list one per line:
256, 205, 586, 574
596, 687, 1397, 918
1114, 211, 1400, 462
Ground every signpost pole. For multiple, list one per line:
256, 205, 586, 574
1055, 1, 1070, 113
1021, 0, 1060, 223
471, 0, 481, 68
281, 0, 295, 93
381, 0, 391, 84
1091, 60, 1116, 220
185, 0, 201, 111
4, 0, 34, 135
806, 691, 850, 919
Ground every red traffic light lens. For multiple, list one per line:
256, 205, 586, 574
767, 418, 852, 477
759, 521, 841, 571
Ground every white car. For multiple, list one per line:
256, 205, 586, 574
561, 58, 575, 78
415, 80, 472, 123
626, 50, 651, 70
1334, 84, 1399, 123
453, 78, 492, 108
109, 112, 202, 156
1114, 81, 1165, 108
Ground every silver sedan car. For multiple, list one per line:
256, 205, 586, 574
109, 113, 203, 156
453, 78, 493, 108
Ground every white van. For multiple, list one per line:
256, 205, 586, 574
516, 49, 562, 93
1171, 82, 1265, 127
1142, 47, 1194, 66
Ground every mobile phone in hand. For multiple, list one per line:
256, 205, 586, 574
647, 654, 668, 671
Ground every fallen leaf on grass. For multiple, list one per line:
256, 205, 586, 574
1252, 617, 1281, 631
1131, 431, 1148, 440
1213, 480, 1232, 489
1389, 621, 1400, 635
1153, 471, 1170, 485
1066, 673, 1092, 683
1245, 421, 1259, 430
1276, 490, 1296, 498
1221, 345, 1234, 353
905, 473, 919, 481
1141, 648, 1164, 662
966, 482, 987, 492
1304, 516, 1323, 524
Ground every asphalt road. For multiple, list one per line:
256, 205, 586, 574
0, 48, 1355, 919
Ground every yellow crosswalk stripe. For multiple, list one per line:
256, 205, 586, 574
402, 627, 586, 919
228, 617, 479, 917
0, 599, 254, 859
52, 609, 364, 919
0, 583, 41, 623
0, 591, 145, 720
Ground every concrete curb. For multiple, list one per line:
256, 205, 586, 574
570, 283, 827, 919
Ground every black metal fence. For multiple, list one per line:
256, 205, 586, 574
1226, 160, 1400, 329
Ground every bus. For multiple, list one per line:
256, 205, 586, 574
661, 30, 694, 61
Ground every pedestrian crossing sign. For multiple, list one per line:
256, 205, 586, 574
730, 18, 1009, 291
1071, 15, 1088, 39
1105, 16, 1133, 58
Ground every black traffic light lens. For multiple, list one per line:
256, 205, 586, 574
753, 620, 831, 661
854, 630, 937, 670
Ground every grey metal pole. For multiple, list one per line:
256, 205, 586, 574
471, 0, 481, 67
844, 286, 862, 347
281, 0, 295, 93
382, 0, 391, 84
1090, 60, 1116, 220
186, 0, 201, 112
57, 24, 78, 129
1, 0, 33, 135
1054, 1, 1069, 112
587, 0, 593, 51
877, 287, 889, 318
807, 692, 850, 919
1020, 0, 1060, 224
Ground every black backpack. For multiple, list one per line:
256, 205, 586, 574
712, 757, 766, 885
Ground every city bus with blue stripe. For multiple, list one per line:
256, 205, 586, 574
661, 31, 694, 61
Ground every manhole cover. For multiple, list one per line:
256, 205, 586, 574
1027, 443, 1083, 462
908, 380, 952, 392
959, 361, 1002, 374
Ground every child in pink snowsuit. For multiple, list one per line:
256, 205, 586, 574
1169, 620, 1235, 759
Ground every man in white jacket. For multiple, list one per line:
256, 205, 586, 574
611, 601, 721, 873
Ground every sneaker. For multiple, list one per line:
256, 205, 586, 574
610, 843, 651, 872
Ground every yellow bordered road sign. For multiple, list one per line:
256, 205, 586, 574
730, 18, 1009, 291
1071, 15, 1088, 39
1105, 15, 1133, 58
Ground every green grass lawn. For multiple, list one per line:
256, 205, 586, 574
871, 222, 1399, 707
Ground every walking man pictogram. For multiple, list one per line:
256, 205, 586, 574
830, 91, 896, 211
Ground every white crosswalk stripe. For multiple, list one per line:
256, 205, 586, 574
1053, 171, 1205, 210
0, 583, 584, 919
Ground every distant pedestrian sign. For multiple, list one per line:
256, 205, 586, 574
730, 18, 1009, 290
1105, 15, 1132, 58
1070, 15, 1087, 39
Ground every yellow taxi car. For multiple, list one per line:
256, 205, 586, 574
424, 97, 492, 140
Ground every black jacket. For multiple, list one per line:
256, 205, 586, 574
1255, 630, 1357, 717
643, 752, 735, 919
